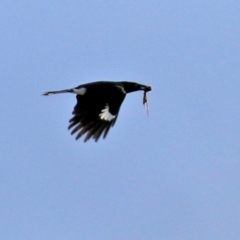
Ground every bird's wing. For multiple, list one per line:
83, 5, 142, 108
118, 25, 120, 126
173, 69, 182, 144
68, 85, 126, 142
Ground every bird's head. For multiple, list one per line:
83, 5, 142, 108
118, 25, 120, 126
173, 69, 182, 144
120, 81, 152, 94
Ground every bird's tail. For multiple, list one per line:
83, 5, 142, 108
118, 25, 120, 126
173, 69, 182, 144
42, 88, 73, 96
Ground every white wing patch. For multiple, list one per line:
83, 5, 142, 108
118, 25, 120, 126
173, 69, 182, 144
99, 105, 116, 121
73, 87, 87, 95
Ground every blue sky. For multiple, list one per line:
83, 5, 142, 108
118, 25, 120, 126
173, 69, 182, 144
1, 1, 240, 239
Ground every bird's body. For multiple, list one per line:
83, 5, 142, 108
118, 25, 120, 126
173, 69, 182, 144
43, 81, 152, 142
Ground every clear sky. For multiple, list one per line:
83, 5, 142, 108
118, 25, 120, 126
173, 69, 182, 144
1, 1, 240, 239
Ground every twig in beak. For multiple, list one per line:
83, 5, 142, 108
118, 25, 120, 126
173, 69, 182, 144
143, 91, 149, 117
143, 86, 152, 117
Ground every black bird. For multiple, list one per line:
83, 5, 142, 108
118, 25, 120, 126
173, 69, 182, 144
43, 81, 152, 142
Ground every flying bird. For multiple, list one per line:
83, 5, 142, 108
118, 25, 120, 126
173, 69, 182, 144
43, 81, 152, 142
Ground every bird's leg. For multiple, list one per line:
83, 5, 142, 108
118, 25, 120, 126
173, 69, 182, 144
42, 89, 73, 96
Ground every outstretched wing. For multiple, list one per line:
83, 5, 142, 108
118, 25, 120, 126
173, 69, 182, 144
68, 85, 126, 142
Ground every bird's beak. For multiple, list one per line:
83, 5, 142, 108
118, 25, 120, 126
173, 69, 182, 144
143, 85, 152, 92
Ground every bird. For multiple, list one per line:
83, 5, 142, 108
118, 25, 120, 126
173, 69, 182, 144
43, 81, 152, 142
